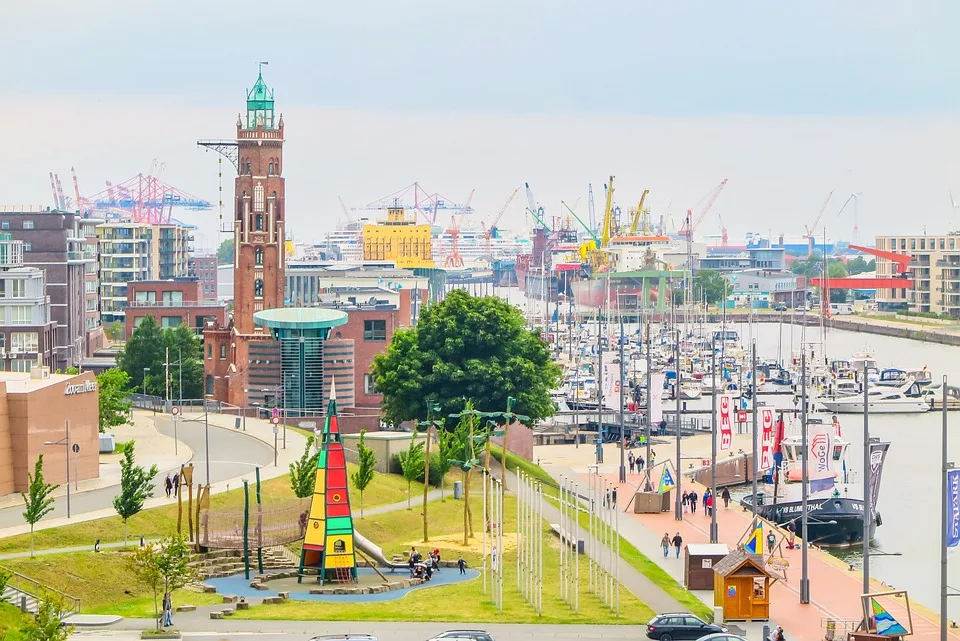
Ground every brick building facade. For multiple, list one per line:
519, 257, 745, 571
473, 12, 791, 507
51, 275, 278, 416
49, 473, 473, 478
125, 279, 225, 338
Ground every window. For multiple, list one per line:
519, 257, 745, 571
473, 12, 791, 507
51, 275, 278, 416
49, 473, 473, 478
162, 291, 183, 305
0, 222, 8, 230
0, 334, 5, 352
364, 374, 379, 395
205, 375, 214, 395
363, 319, 387, 341
255, 247, 263, 265
268, 162, 274, 176
11, 306, 31, 325
10, 280, 24, 298
207, 343, 212, 359
220, 344, 226, 359
22, 243, 30, 252
22, 220, 33, 230
134, 316, 146, 328
254, 183, 265, 213
255, 214, 264, 231
11, 359, 32, 373
135, 290, 156, 303
161, 316, 182, 328
11, 332, 38, 352
254, 279, 263, 298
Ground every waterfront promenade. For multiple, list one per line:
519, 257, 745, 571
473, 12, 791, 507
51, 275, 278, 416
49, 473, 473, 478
537, 441, 957, 641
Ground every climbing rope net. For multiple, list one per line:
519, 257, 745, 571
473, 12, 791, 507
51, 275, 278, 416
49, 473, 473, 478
198, 497, 312, 549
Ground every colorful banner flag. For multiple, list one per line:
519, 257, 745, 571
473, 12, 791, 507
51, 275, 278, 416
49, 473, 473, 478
717, 394, 733, 451
601, 361, 621, 410
649, 373, 666, 424
946, 469, 960, 551
744, 524, 763, 555
808, 430, 835, 494
760, 409, 775, 471
658, 467, 676, 494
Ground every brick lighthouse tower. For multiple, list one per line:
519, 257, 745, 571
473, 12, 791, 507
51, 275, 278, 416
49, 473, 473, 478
202, 67, 287, 409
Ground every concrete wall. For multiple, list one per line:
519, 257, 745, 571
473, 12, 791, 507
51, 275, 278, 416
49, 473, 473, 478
342, 431, 430, 474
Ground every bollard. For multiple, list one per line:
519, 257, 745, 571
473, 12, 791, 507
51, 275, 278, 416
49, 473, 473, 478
762, 624, 770, 641
453, 480, 463, 500
20, 595, 26, 613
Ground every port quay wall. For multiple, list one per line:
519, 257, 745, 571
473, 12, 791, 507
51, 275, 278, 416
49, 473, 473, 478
641, 312, 960, 346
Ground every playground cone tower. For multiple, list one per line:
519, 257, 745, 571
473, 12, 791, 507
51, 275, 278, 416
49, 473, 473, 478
299, 380, 359, 584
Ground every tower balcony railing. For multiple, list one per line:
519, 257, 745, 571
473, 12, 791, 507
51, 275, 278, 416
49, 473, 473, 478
238, 128, 283, 140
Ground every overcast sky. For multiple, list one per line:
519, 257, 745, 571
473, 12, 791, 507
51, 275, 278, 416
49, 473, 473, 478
2, 1, 958, 250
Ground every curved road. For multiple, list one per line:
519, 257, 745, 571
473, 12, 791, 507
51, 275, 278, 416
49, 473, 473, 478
0, 415, 275, 528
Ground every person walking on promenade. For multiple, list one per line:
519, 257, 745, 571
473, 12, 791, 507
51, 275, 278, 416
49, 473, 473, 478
611, 487, 618, 507
628, 451, 635, 474
637, 455, 645, 472
161, 592, 173, 627
706, 493, 714, 517
172, 472, 179, 497
702, 489, 710, 512
457, 555, 466, 574
688, 489, 698, 514
681, 491, 689, 513
661, 533, 671, 558
671, 532, 683, 558
721, 487, 731, 509
164, 474, 172, 498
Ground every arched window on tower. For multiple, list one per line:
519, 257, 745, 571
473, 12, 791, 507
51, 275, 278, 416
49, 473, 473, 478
255, 247, 263, 265
254, 183, 265, 212
254, 279, 263, 298
268, 162, 274, 176
255, 214, 263, 231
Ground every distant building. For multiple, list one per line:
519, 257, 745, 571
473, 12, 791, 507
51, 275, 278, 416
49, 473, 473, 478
97, 221, 193, 325
700, 243, 786, 273
727, 271, 806, 308
125, 278, 226, 339
0, 208, 99, 371
0, 234, 57, 372
875, 233, 960, 316
362, 206, 435, 269
188, 254, 218, 299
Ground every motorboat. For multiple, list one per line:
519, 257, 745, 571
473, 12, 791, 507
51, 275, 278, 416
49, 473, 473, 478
819, 380, 929, 414
921, 382, 960, 410
876, 368, 907, 387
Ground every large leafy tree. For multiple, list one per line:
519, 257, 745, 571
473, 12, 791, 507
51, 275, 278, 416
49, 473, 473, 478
692, 269, 728, 305
217, 238, 235, 265
117, 317, 203, 399
98, 368, 132, 433
372, 290, 561, 426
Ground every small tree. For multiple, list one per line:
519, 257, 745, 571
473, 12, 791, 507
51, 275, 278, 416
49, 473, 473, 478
112, 443, 158, 547
350, 430, 377, 518
130, 536, 196, 631
21, 455, 58, 558
397, 433, 424, 508
289, 436, 318, 498
97, 368, 132, 433
18, 590, 73, 641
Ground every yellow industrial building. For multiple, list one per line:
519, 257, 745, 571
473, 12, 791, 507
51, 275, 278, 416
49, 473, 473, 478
362, 206, 435, 268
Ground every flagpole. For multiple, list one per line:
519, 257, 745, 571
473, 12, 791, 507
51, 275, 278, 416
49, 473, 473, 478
800, 352, 810, 604
863, 361, 871, 597
751, 341, 758, 526
710, 335, 718, 543
942, 375, 949, 641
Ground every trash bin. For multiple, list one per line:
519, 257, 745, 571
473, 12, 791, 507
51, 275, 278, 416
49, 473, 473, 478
453, 480, 463, 500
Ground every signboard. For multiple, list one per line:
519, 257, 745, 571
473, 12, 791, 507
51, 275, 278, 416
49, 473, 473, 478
701, 559, 713, 569
270, 416, 280, 425
946, 468, 960, 551
717, 394, 733, 451
736, 410, 747, 423
869, 442, 890, 524
272, 407, 280, 419
649, 373, 666, 424
808, 430, 835, 494
64, 381, 97, 396
601, 362, 621, 408
759, 409, 775, 471
171, 406, 180, 416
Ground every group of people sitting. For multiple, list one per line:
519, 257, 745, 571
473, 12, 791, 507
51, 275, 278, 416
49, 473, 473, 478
408, 546, 441, 581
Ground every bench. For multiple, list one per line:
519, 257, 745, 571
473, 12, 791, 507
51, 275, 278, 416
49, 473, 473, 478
549, 523, 585, 554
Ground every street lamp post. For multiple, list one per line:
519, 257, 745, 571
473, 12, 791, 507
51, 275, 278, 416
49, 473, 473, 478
263, 385, 286, 450
202, 395, 212, 485
43, 420, 71, 519
618, 314, 626, 484
142, 367, 150, 397
800, 352, 810, 604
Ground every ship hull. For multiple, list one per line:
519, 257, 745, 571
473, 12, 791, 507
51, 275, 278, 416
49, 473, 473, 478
741, 495, 878, 548
571, 276, 661, 308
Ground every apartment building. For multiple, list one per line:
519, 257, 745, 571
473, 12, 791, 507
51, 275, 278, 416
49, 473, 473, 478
97, 222, 193, 325
0, 234, 57, 372
0, 208, 97, 371
125, 278, 225, 338
188, 254, 218, 299
875, 233, 960, 316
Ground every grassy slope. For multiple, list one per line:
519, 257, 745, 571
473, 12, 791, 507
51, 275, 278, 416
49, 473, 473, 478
0, 603, 27, 634
0, 466, 415, 556
491, 446, 712, 620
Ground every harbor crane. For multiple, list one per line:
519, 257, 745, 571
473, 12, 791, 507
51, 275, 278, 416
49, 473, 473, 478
627, 189, 651, 235
804, 189, 835, 257
443, 189, 475, 269
481, 186, 521, 257
678, 178, 728, 240
524, 182, 550, 231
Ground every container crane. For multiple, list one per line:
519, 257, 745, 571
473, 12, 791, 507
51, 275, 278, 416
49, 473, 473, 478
627, 189, 651, 235
804, 189, 835, 257
481, 187, 521, 256
444, 189, 475, 269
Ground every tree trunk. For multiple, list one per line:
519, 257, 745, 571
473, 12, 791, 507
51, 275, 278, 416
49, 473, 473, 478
154, 587, 160, 630
360, 491, 364, 519
407, 481, 412, 508
29, 525, 34, 558
422, 427, 431, 542
484, 437, 491, 524
462, 469, 469, 545
124, 520, 129, 548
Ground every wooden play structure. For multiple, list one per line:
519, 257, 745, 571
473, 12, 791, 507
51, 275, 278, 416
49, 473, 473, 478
713, 548, 773, 621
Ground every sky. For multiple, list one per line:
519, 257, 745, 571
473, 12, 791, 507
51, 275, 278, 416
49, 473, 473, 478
2, 1, 958, 250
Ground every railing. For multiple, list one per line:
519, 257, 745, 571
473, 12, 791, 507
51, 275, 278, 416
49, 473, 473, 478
1, 565, 81, 615
126, 299, 222, 308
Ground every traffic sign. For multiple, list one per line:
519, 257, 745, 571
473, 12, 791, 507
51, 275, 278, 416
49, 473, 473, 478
737, 410, 748, 423
272, 407, 280, 419
273, 425, 279, 435
271, 416, 280, 425
171, 407, 180, 416
72, 443, 80, 454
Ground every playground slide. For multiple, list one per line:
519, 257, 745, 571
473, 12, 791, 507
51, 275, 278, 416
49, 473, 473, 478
354, 530, 409, 571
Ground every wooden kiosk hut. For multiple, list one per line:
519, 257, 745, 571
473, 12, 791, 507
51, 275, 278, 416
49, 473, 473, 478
712, 548, 773, 621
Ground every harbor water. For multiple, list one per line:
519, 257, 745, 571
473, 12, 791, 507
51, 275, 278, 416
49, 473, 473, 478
512, 290, 960, 614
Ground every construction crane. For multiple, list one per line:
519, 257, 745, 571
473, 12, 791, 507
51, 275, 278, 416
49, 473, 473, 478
834, 192, 861, 244
444, 189, 475, 269
804, 189, 835, 257
678, 178, 728, 240
587, 184, 596, 235
48, 173, 63, 209
717, 213, 729, 247
481, 187, 521, 257
561, 200, 598, 244
524, 182, 550, 231
599, 175, 616, 248
337, 196, 353, 225
627, 189, 651, 235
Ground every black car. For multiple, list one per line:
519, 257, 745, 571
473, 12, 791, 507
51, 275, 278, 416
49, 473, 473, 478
646, 613, 726, 641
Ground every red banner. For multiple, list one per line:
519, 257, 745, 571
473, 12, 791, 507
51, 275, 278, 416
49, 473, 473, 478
760, 408, 775, 470
717, 395, 733, 451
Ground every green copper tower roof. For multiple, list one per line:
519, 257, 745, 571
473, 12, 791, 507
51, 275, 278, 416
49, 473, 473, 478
246, 71, 274, 111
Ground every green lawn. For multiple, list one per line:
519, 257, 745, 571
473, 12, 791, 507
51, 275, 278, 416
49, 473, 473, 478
0, 466, 417, 556
0, 603, 27, 634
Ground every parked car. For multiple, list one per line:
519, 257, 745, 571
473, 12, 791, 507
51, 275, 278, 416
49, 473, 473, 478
697, 635, 748, 641
310, 636, 377, 641
794, 304, 812, 312
645, 613, 726, 641
427, 632, 494, 641
774, 303, 788, 312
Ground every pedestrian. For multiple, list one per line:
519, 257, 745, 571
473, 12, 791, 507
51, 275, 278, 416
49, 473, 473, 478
612, 487, 617, 506
161, 592, 173, 627
767, 530, 776, 554
671, 532, 683, 558
688, 489, 698, 514
637, 455, 645, 471
628, 451, 635, 474
650, 451, 657, 467
457, 555, 466, 574
771, 625, 786, 641
681, 491, 688, 512
172, 472, 179, 497
721, 487, 731, 509
702, 490, 710, 512
785, 521, 796, 549
659, 419, 667, 436
706, 493, 713, 517
432, 547, 441, 570
164, 474, 172, 498
660, 533, 671, 558
93, 538, 100, 553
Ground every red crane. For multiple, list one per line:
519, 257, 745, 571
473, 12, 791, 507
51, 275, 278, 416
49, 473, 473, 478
678, 178, 728, 240
481, 187, 521, 257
